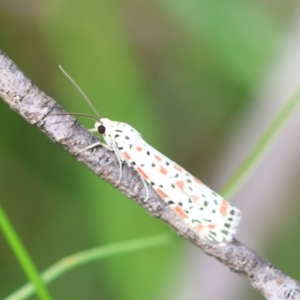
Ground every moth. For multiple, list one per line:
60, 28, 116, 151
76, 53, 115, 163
54, 66, 241, 245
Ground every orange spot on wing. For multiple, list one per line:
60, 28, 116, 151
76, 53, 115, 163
208, 224, 216, 230
219, 199, 229, 216
191, 196, 200, 203
193, 176, 202, 184
174, 206, 188, 219
122, 151, 131, 161
175, 180, 199, 202
136, 167, 149, 180
175, 180, 185, 191
136, 146, 143, 152
194, 224, 215, 233
156, 188, 168, 199
194, 224, 204, 233
159, 166, 168, 175
174, 165, 183, 172
154, 154, 162, 161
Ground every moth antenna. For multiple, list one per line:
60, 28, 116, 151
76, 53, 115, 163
59, 65, 102, 119
49, 112, 99, 122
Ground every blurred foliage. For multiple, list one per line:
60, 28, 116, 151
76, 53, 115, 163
0, 0, 297, 299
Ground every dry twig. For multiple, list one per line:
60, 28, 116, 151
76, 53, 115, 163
0, 49, 299, 300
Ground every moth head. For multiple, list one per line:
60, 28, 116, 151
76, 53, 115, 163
95, 121, 106, 134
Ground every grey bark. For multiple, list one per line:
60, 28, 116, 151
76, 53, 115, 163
0, 49, 299, 300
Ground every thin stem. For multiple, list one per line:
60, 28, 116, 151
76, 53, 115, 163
4, 233, 174, 300
221, 86, 300, 199
0, 203, 52, 300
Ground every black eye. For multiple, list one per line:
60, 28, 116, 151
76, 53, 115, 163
98, 124, 106, 134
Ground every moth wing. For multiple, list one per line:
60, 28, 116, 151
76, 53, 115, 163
119, 138, 241, 244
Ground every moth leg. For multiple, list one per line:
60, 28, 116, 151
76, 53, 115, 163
110, 144, 148, 200
77, 141, 112, 155
140, 177, 149, 202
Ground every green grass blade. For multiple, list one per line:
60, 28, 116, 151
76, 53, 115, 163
4, 233, 174, 300
221, 86, 300, 199
0, 203, 52, 300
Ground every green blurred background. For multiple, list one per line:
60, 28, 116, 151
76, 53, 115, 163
1, 0, 300, 299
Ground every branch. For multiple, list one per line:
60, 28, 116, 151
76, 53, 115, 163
1, 50, 299, 300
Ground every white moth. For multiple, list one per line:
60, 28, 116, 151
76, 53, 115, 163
56, 66, 242, 245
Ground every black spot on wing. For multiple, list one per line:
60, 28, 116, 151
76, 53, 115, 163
191, 219, 201, 224
202, 218, 211, 222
